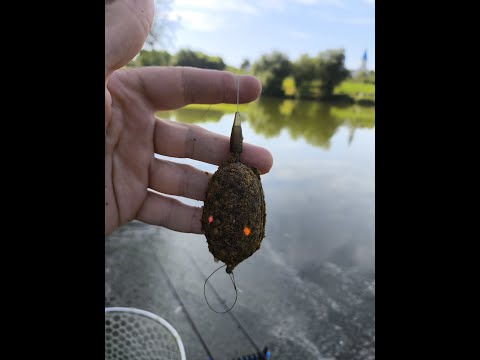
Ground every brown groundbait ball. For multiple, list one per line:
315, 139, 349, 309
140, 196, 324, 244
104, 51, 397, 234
202, 155, 266, 273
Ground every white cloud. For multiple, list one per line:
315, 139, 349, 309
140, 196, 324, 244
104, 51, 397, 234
316, 12, 375, 25
174, 0, 258, 15
174, 0, 350, 17
171, 10, 225, 32
172, 0, 259, 33
171, 0, 365, 33
294, 0, 346, 8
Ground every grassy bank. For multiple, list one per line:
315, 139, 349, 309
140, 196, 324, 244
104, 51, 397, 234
178, 99, 375, 121
334, 81, 375, 106
282, 78, 375, 106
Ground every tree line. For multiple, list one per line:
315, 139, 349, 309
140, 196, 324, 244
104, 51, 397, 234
129, 49, 226, 70
128, 48, 375, 101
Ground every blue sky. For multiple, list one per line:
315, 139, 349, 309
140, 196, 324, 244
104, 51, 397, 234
162, 0, 375, 70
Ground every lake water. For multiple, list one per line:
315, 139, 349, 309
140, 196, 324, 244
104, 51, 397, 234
105, 97, 375, 359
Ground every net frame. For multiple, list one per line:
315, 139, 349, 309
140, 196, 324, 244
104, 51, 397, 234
105, 307, 186, 360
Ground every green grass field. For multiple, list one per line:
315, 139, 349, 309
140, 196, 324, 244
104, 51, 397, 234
182, 103, 249, 112
180, 79, 375, 109
334, 81, 375, 102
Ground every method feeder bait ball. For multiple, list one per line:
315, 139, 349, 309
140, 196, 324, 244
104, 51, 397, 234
201, 80, 266, 274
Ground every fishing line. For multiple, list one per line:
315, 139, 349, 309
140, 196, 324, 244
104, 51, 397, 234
158, 263, 215, 360
236, 75, 240, 112
199, 104, 212, 122
189, 254, 265, 357
198, 75, 239, 123
202, 76, 242, 315
203, 264, 238, 314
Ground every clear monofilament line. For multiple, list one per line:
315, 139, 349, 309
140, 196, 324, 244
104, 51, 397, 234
236, 76, 240, 113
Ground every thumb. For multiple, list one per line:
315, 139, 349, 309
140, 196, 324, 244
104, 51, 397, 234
105, 0, 154, 78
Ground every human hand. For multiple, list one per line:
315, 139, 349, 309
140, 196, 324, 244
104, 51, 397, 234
105, 0, 273, 235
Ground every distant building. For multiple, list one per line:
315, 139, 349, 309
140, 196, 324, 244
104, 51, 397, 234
360, 50, 367, 71
351, 50, 368, 77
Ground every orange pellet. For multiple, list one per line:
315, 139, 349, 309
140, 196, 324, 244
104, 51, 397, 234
208, 215, 214, 223
243, 227, 251, 236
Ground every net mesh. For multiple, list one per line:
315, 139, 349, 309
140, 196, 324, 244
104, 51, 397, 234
105, 307, 185, 360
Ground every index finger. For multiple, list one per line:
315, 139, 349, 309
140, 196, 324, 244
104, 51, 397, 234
133, 66, 262, 110
154, 118, 274, 175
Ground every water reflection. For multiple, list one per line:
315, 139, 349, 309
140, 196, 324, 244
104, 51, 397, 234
159, 97, 375, 149
150, 98, 374, 358
168, 107, 224, 124
157, 97, 375, 273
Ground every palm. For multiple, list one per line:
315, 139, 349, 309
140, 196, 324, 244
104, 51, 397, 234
105, 0, 272, 235
105, 70, 155, 234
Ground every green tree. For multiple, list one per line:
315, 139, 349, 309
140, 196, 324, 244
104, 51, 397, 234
127, 0, 177, 67
172, 49, 226, 70
144, 0, 178, 50
132, 49, 172, 67
315, 49, 350, 98
354, 70, 375, 84
240, 59, 251, 71
292, 54, 318, 99
251, 51, 292, 97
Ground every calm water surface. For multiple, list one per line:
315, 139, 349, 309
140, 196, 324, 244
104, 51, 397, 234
159, 97, 375, 273
106, 97, 375, 360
